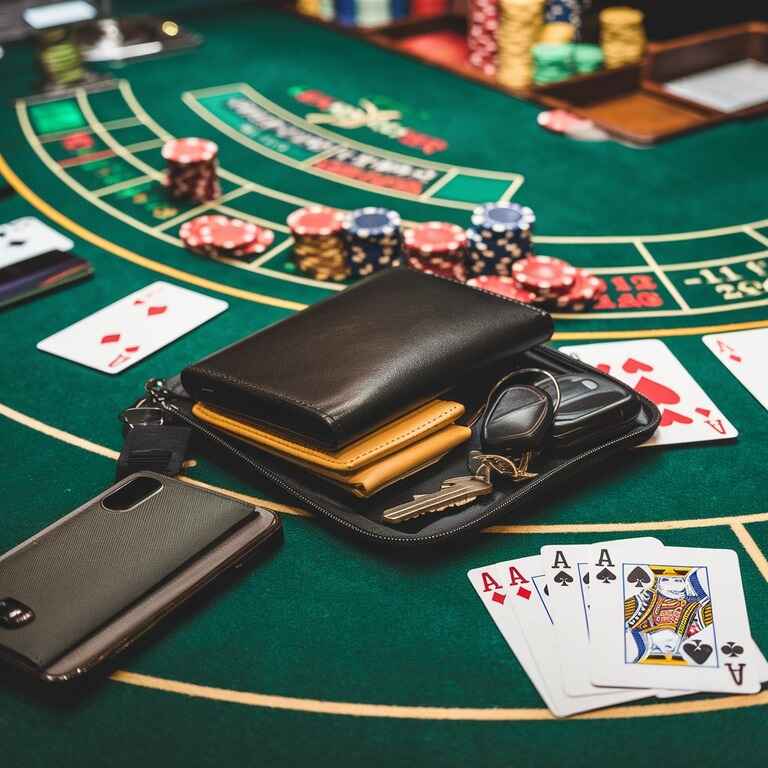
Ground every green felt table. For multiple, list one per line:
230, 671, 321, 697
1, 5, 768, 766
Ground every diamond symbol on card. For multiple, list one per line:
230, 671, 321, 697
147, 305, 167, 316
491, 591, 506, 605
101, 333, 120, 344
125, 345, 140, 353
516, 587, 531, 600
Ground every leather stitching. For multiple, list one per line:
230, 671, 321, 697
198, 402, 463, 468
191, 367, 344, 436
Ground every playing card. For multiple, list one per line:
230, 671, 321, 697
467, 561, 557, 713
503, 554, 657, 716
37, 281, 228, 374
541, 539, 661, 697
561, 339, 737, 447
588, 541, 761, 694
0, 216, 73, 269
703, 329, 768, 412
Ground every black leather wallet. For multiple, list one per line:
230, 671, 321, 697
182, 269, 553, 450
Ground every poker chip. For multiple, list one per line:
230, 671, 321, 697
288, 205, 349, 281
342, 207, 403, 279
403, 221, 467, 255
512, 255, 576, 293
464, 201, 535, 277
467, 275, 539, 303
162, 137, 218, 164
162, 137, 220, 204
180, 215, 274, 262
554, 268, 606, 309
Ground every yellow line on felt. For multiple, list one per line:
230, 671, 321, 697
485, 511, 768, 535
0, 402, 120, 460
551, 317, 768, 341
0, 152, 307, 312
634, 241, 691, 312
0, 400, 307, 517
110, 670, 768, 720
731, 522, 768, 584
93, 174, 154, 198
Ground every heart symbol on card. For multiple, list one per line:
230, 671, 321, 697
635, 376, 680, 406
101, 333, 121, 344
659, 408, 694, 427
623, 358, 653, 374
147, 305, 167, 316
695, 407, 710, 417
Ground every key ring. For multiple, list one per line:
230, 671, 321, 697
468, 367, 562, 428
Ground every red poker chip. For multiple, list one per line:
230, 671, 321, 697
404, 221, 467, 254
287, 205, 344, 236
555, 269, 606, 309
512, 255, 576, 293
467, 275, 539, 303
235, 226, 275, 256
162, 137, 218, 164
180, 215, 258, 250
407, 256, 465, 281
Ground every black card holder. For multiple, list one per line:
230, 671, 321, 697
148, 345, 660, 547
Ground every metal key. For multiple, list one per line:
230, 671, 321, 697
382, 469, 493, 524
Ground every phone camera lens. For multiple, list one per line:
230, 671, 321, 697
0, 598, 35, 629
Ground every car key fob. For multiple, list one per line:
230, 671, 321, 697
481, 384, 555, 456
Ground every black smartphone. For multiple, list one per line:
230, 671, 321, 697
535, 372, 641, 455
0, 472, 281, 681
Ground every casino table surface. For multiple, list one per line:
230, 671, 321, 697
1, 5, 768, 766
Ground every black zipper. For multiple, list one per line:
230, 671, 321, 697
144, 375, 659, 546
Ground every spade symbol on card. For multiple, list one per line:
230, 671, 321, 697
683, 639, 713, 665
582, 572, 589, 585
554, 570, 574, 587
626, 567, 651, 588
595, 568, 616, 584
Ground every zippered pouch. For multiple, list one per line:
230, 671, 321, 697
142, 344, 659, 547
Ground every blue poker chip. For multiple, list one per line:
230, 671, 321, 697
470, 202, 535, 234
344, 207, 401, 238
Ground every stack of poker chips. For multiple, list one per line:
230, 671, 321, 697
599, 6, 645, 69
464, 202, 535, 277
38, 28, 88, 87
539, 21, 575, 43
342, 207, 402, 279
468, 257, 606, 311
532, 43, 574, 84
335, 0, 396, 26
467, 0, 499, 76
532, 42, 602, 83
497, 0, 545, 90
179, 215, 274, 262
572, 43, 603, 73
162, 138, 221, 204
544, 0, 582, 33
288, 205, 349, 282
403, 221, 467, 281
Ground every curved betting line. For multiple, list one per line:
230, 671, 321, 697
0, 153, 306, 313
111, 670, 768, 721
2, 406, 766, 720
5, 147, 768, 339
3, 398, 768, 535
